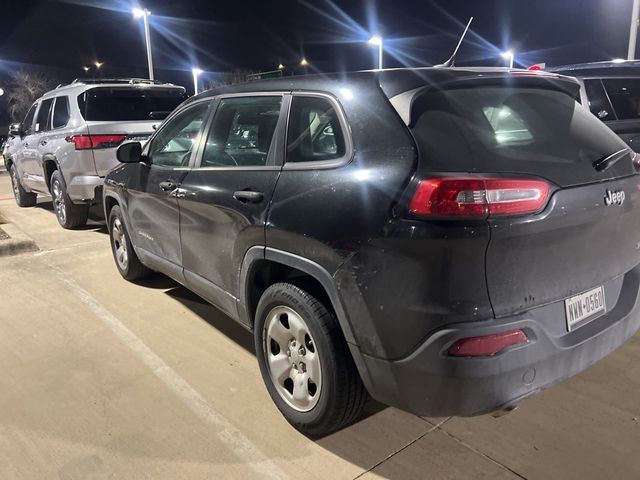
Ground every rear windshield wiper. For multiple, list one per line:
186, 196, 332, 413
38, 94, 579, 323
592, 148, 631, 172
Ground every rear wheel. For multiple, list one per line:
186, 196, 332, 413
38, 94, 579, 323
108, 205, 151, 281
255, 282, 367, 437
9, 164, 37, 207
50, 170, 89, 229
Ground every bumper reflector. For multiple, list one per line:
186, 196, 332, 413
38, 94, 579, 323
448, 329, 528, 357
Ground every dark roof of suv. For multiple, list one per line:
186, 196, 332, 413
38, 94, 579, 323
548, 60, 640, 77
185, 67, 578, 106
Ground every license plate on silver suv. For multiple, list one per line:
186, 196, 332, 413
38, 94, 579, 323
564, 286, 606, 331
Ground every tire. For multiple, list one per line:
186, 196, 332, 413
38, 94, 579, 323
255, 282, 368, 437
9, 164, 37, 207
50, 170, 89, 229
108, 205, 151, 281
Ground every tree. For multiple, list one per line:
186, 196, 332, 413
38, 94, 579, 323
6, 70, 57, 122
203, 69, 256, 90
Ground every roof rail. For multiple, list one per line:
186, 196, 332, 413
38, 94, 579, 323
70, 78, 172, 85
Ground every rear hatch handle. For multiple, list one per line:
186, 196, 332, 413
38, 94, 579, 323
592, 148, 632, 172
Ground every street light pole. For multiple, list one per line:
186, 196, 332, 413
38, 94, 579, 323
368, 36, 383, 69
133, 8, 154, 80
501, 50, 514, 69
192, 68, 203, 95
629, 0, 640, 60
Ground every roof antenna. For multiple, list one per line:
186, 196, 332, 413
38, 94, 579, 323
435, 16, 474, 68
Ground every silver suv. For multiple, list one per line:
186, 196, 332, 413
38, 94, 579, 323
4, 78, 187, 228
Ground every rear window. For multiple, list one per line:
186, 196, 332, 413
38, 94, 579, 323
410, 86, 629, 185
601, 78, 640, 120
78, 87, 187, 121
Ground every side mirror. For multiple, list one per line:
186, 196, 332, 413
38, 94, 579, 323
116, 142, 143, 163
9, 123, 22, 137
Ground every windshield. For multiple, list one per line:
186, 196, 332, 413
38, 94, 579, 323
410, 85, 631, 186
78, 87, 187, 121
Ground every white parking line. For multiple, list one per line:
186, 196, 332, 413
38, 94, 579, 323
45, 260, 287, 480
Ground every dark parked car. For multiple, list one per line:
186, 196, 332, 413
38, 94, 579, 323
103, 67, 640, 436
549, 60, 640, 148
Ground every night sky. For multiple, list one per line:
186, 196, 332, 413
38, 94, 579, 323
0, 0, 637, 124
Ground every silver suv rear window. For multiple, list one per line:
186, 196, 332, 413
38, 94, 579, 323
78, 87, 187, 121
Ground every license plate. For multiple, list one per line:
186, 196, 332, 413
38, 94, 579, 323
564, 286, 606, 331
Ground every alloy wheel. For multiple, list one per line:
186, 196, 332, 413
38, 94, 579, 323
263, 305, 322, 412
111, 217, 129, 271
10, 168, 19, 199
52, 179, 66, 225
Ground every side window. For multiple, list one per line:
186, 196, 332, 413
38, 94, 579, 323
584, 79, 615, 121
201, 96, 282, 167
601, 78, 640, 120
286, 96, 346, 163
52, 97, 71, 129
148, 102, 209, 167
35, 99, 54, 133
22, 103, 38, 136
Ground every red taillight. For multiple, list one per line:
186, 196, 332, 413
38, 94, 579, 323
448, 329, 528, 357
409, 177, 551, 217
65, 134, 126, 150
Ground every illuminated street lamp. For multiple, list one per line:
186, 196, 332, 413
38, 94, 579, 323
192, 67, 203, 95
300, 58, 309, 67
133, 7, 154, 80
368, 36, 383, 70
501, 50, 515, 69
0, 88, 4, 97
94, 61, 103, 69
82, 66, 90, 72
278, 63, 285, 70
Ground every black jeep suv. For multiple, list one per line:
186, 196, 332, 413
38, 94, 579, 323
104, 67, 640, 436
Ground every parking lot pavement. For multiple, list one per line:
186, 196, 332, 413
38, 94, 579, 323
1, 173, 640, 479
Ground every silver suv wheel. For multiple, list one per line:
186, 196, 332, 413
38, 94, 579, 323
10, 167, 19, 198
263, 305, 322, 412
51, 177, 66, 225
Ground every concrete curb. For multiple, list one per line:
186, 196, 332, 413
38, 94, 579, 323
0, 223, 39, 257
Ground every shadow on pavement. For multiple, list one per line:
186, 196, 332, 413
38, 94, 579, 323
36, 200, 108, 234
151, 273, 406, 468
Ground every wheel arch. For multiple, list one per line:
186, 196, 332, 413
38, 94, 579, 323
239, 247, 358, 346
103, 191, 125, 232
42, 154, 59, 191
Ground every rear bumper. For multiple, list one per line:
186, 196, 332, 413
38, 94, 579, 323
67, 175, 103, 202
358, 265, 640, 417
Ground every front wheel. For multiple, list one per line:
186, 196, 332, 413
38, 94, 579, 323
50, 171, 89, 229
255, 282, 368, 437
9, 164, 37, 207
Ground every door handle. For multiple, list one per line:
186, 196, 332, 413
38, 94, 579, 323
233, 190, 264, 203
159, 181, 176, 191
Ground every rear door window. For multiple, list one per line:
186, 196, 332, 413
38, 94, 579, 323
583, 79, 615, 121
35, 99, 54, 133
601, 78, 640, 120
286, 96, 346, 163
410, 85, 631, 187
78, 87, 187, 121
52, 96, 70, 129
